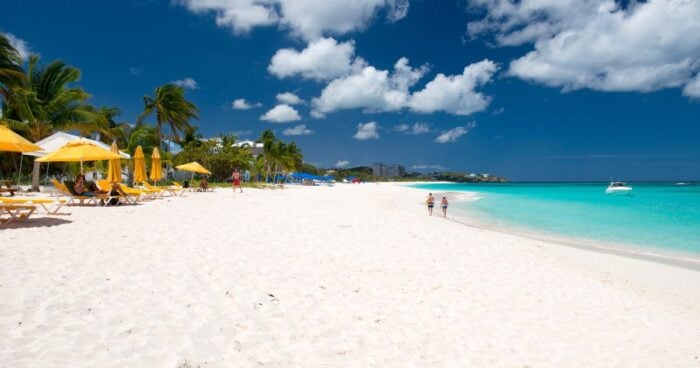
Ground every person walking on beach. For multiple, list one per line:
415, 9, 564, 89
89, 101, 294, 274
426, 193, 435, 216
440, 196, 448, 218
232, 169, 242, 193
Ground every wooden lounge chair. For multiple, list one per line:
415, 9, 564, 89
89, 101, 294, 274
0, 197, 68, 215
0, 179, 18, 196
0, 204, 35, 224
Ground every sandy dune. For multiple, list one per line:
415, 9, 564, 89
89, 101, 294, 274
1, 184, 699, 367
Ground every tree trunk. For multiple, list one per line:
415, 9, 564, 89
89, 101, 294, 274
127, 166, 134, 186
31, 160, 41, 192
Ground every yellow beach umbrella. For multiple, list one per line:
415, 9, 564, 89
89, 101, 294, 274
133, 146, 147, 183
0, 125, 41, 152
175, 162, 211, 175
106, 142, 122, 183
149, 147, 163, 183
176, 161, 212, 181
36, 138, 121, 172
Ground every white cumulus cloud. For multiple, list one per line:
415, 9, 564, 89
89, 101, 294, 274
172, 77, 199, 89
232, 98, 261, 110
312, 58, 497, 117
177, 0, 408, 41
311, 57, 429, 116
435, 122, 476, 144
353, 121, 380, 140
335, 160, 350, 168
283, 124, 314, 136
2, 32, 31, 60
176, 0, 278, 34
468, 0, 700, 96
276, 92, 304, 105
394, 122, 431, 135
409, 60, 497, 115
260, 104, 302, 123
683, 74, 700, 99
269, 38, 362, 81
386, 0, 410, 22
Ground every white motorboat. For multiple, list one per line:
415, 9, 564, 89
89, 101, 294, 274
605, 181, 633, 195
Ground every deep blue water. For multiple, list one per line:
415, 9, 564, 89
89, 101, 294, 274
412, 182, 700, 258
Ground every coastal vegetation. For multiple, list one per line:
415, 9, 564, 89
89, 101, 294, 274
0, 33, 305, 186
314, 165, 509, 183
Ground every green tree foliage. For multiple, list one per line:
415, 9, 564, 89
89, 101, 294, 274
127, 124, 159, 156
0, 34, 24, 104
2, 55, 107, 141
0, 43, 111, 189
174, 134, 252, 181
0, 34, 310, 187
256, 129, 303, 182
138, 84, 199, 150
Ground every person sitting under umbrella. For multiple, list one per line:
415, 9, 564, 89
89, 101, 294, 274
198, 177, 209, 192
74, 174, 107, 196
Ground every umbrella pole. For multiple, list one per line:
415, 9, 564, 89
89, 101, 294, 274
44, 163, 50, 189
17, 153, 23, 188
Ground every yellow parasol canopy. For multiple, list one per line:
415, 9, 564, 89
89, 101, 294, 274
36, 138, 121, 172
133, 146, 147, 183
0, 125, 41, 152
106, 141, 122, 183
149, 147, 163, 183
175, 161, 211, 175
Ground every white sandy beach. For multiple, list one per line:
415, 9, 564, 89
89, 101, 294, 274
2, 183, 700, 367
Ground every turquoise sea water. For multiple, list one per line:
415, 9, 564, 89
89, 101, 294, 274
412, 182, 700, 259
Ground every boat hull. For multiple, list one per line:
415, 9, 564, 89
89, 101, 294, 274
605, 187, 633, 195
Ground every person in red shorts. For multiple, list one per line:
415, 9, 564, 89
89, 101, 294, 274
232, 169, 242, 193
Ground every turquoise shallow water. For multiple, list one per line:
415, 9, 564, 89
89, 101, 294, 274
412, 182, 700, 258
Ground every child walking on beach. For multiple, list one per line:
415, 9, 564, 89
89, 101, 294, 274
426, 193, 435, 216
232, 169, 242, 193
441, 196, 448, 218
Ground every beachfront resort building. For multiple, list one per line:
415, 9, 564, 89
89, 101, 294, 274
204, 137, 264, 158
233, 140, 264, 157
373, 163, 406, 178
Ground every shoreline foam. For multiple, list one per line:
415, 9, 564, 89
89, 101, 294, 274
410, 183, 700, 269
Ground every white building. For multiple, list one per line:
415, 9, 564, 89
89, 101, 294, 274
233, 140, 264, 157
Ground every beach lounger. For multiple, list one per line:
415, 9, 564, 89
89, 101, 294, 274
53, 179, 120, 206
141, 182, 185, 197
0, 180, 18, 196
118, 183, 157, 201
0, 204, 35, 224
0, 197, 68, 215
96, 180, 143, 204
49, 178, 95, 205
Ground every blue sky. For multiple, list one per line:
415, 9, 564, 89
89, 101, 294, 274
2, 0, 700, 181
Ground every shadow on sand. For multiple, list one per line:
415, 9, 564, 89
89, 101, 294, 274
1, 217, 73, 229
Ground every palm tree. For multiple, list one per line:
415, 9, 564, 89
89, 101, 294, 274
285, 142, 303, 171
0, 34, 24, 105
2, 55, 108, 190
251, 155, 265, 183
176, 125, 203, 148
138, 84, 199, 151
127, 123, 159, 156
258, 129, 276, 182
4, 56, 107, 138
